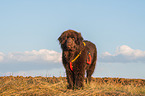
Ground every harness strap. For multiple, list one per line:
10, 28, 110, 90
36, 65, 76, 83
87, 53, 92, 64
83, 42, 86, 46
70, 51, 82, 71
71, 51, 82, 63
84, 42, 91, 64
69, 42, 92, 71
70, 62, 73, 71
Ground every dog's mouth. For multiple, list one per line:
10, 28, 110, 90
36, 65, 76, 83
67, 46, 73, 50
67, 45, 71, 49
65, 38, 77, 51
66, 45, 76, 51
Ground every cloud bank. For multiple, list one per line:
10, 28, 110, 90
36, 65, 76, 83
0, 45, 145, 64
0, 46, 145, 77
99, 45, 145, 63
0, 49, 61, 63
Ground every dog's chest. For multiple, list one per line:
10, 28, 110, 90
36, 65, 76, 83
63, 51, 75, 62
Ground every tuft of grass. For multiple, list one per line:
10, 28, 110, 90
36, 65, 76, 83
0, 76, 145, 96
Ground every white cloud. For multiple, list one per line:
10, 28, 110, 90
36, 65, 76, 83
99, 45, 145, 63
116, 45, 145, 57
0, 49, 62, 63
0, 52, 4, 62
1, 45, 145, 64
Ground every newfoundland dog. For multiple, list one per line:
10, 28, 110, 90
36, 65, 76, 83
58, 30, 97, 89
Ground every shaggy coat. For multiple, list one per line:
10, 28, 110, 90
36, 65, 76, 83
58, 30, 97, 89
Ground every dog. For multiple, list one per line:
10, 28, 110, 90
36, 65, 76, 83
58, 30, 97, 89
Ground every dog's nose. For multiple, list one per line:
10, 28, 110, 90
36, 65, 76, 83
66, 38, 73, 48
67, 38, 73, 44
67, 38, 72, 43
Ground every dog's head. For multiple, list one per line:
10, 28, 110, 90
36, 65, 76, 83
58, 30, 84, 51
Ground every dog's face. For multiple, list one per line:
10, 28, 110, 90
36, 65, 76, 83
58, 30, 83, 51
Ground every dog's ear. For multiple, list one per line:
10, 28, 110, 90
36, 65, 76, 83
76, 32, 84, 45
58, 35, 64, 44
58, 35, 62, 43
58, 32, 66, 44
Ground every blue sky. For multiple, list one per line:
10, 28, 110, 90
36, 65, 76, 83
0, 0, 145, 79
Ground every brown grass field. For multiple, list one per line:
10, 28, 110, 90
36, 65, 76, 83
0, 76, 145, 96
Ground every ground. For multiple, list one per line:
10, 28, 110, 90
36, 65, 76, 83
0, 76, 145, 96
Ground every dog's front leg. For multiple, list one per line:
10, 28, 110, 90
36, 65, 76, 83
66, 69, 74, 89
74, 67, 85, 89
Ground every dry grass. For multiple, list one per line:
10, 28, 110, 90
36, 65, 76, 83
0, 76, 145, 96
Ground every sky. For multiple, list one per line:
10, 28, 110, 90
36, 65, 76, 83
0, 0, 145, 79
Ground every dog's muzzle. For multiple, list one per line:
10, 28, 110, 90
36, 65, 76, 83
66, 38, 74, 49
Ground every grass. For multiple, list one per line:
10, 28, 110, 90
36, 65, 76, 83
0, 76, 145, 96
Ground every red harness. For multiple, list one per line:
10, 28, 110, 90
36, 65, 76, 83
69, 42, 92, 71
87, 52, 92, 64
70, 62, 73, 71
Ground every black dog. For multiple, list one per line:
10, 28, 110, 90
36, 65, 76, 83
58, 30, 97, 89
